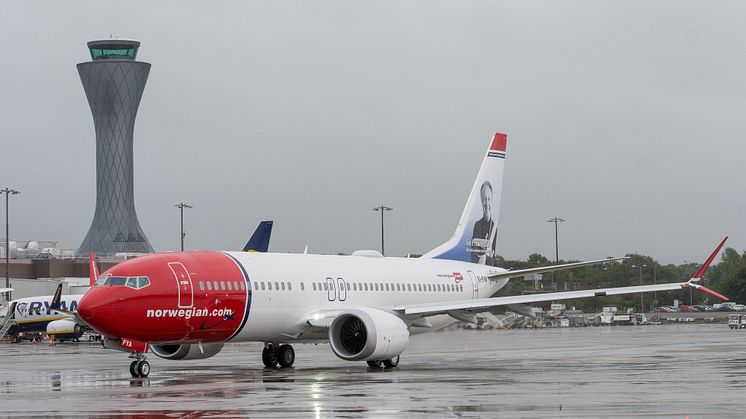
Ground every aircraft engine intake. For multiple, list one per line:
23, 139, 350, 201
150, 343, 224, 360
329, 308, 409, 361
46, 319, 83, 339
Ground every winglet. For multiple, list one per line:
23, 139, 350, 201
242, 221, 273, 252
89, 252, 99, 287
49, 284, 63, 311
691, 236, 728, 281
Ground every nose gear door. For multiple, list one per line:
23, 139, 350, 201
168, 262, 194, 308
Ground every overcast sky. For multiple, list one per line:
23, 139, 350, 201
1, 1, 744, 264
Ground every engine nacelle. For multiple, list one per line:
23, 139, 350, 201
150, 343, 224, 360
46, 319, 83, 340
329, 308, 409, 361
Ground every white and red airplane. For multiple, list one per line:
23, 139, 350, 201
77, 133, 729, 378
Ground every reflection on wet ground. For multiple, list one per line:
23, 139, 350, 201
2, 324, 746, 417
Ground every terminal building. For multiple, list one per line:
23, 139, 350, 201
76, 39, 154, 256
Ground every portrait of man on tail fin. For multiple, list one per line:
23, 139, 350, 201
470, 180, 497, 265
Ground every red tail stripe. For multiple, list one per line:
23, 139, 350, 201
490, 132, 507, 152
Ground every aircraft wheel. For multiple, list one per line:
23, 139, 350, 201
278, 344, 295, 368
366, 360, 383, 368
129, 361, 139, 378
383, 355, 400, 368
137, 360, 150, 378
262, 347, 278, 368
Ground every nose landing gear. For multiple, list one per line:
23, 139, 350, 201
129, 353, 150, 378
262, 342, 295, 368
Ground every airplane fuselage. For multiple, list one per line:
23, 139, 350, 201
79, 251, 508, 344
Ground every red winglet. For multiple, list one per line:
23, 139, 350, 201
89, 252, 99, 287
698, 285, 730, 301
691, 236, 728, 280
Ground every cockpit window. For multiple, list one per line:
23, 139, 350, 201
99, 275, 150, 289
106, 277, 128, 286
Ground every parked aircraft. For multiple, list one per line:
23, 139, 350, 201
76, 132, 728, 377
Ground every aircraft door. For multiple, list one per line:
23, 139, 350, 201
168, 262, 194, 308
326, 277, 336, 301
467, 270, 478, 299
337, 278, 347, 301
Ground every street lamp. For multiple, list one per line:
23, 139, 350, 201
372, 205, 393, 256
1, 188, 20, 301
174, 203, 192, 251
632, 263, 647, 313
547, 217, 565, 290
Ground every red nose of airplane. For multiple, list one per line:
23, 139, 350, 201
77, 287, 116, 336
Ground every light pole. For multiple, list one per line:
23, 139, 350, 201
632, 263, 647, 313
372, 205, 392, 256
1, 188, 20, 301
174, 203, 192, 251
547, 217, 565, 290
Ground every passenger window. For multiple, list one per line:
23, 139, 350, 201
407, 284, 411, 292
241, 282, 246, 290
364, 283, 369, 291
234, 281, 239, 290
261, 282, 266, 290
374, 283, 378, 291
199, 281, 205, 291
385, 284, 389, 291
275, 282, 280, 291
301, 282, 305, 291
323, 283, 328, 291
288, 282, 292, 291
213, 281, 219, 290
313, 282, 317, 291
281, 282, 286, 291
253, 282, 258, 290
346, 283, 350, 291
268, 282, 273, 290
207, 281, 212, 291
427, 284, 432, 292
221, 281, 226, 291
227, 281, 233, 291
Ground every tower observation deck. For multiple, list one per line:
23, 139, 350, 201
77, 39, 154, 255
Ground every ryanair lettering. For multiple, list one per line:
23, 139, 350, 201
17, 300, 79, 316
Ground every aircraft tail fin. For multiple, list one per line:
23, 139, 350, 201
49, 284, 63, 311
422, 132, 507, 265
243, 221, 273, 252
89, 252, 99, 287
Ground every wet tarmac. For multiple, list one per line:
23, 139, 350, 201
1, 324, 746, 417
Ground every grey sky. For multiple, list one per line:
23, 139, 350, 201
1, 1, 744, 264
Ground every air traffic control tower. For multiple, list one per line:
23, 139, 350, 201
77, 40, 154, 255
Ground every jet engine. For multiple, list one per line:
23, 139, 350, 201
150, 343, 224, 360
46, 319, 83, 340
329, 308, 409, 361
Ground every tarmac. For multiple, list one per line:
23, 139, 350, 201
1, 324, 745, 417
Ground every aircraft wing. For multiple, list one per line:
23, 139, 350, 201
488, 257, 626, 281
395, 280, 729, 317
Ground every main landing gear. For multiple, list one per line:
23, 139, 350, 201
367, 355, 400, 369
129, 353, 150, 378
262, 343, 295, 368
